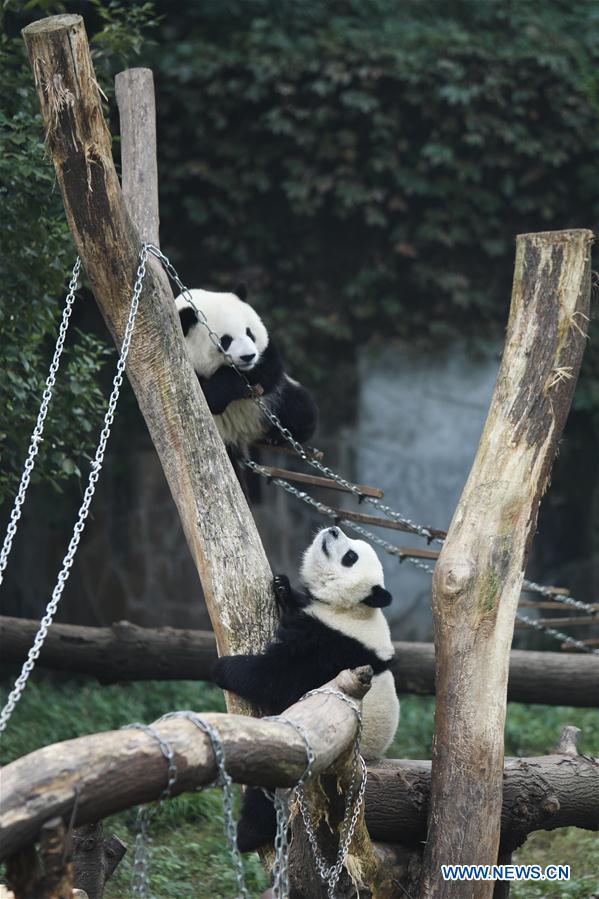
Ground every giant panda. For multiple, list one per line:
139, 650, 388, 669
175, 285, 317, 453
212, 526, 400, 851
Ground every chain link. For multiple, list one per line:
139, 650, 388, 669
0, 257, 81, 587
124, 722, 178, 898
293, 689, 366, 899
0, 246, 148, 736
515, 611, 599, 655
159, 711, 249, 899
244, 460, 436, 578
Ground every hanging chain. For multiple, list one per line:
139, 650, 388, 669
149, 244, 598, 624
244, 460, 436, 578
262, 715, 315, 899
515, 611, 599, 655
292, 689, 367, 899
0, 246, 148, 736
146, 243, 434, 541
0, 257, 81, 587
148, 242, 599, 655
159, 711, 250, 899
124, 722, 178, 899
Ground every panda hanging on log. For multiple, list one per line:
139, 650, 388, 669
176, 285, 317, 454
213, 526, 401, 851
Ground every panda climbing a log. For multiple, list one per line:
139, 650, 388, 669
175, 285, 317, 453
213, 526, 400, 851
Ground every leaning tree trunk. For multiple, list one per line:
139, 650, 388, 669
420, 229, 593, 898
21, 16, 277, 691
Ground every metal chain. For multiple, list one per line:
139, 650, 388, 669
159, 711, 249, 899
262, 715, 315, 899
515, 611, 599, 656
521, 578, 597, 615
293, 689, 367, 899
146, 244, 434, 541
0, 246, 148, 736
0, 257, 81, 587
124, 722, 178, 898
244, 463, 599, 655
150, 244, 598, 616
244, 460, 436, 578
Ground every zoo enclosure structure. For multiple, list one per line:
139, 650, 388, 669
1, 13, 596, 899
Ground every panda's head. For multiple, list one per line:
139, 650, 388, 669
300, 527, 392, 610
176, 284, 269, 378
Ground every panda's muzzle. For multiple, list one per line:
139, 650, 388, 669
361, 585, 393, 608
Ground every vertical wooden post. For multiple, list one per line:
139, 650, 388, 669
21, 16, 277, 697
115, 68, 160, 247
420, 229, 593, 898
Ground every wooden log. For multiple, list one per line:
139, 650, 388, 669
21, 17, 277, 702
325, 505, 447, 540
72, 823, 126, 899
2, 617, 598, 707
0, 668, 370, 861
114, 68, 160, 246
256, 464, 384, 498
365, 730, 599, 852
6, 817, 74, 899
422, 229, 594, 899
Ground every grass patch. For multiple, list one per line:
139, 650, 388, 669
1, 676, 597, 897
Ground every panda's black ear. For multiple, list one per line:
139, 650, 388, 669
234, 282, 248, 301
179, 306, 198, 337
362, 585, 392, 608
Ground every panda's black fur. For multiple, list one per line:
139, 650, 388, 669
212, 527, 399, 852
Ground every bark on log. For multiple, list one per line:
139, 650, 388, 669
20, 16, 276, 704
422, 229, 594, 899
2, 617, 598, 707
365, 751, 599, 851
72, 823, 126, 899
115, 68, 160, 246
0, 668, 369, 861
6, 817, 74, 899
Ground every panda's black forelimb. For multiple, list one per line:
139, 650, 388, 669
244, 340, 284, 393
273, 573, 310, 613
236, 787, 277, 852
200, 366, 253, 414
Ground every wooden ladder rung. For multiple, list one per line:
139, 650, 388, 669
256, 465, 384, 499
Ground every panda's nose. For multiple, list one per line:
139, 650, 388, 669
328, 527, 339, 539
240, 353, 256, 364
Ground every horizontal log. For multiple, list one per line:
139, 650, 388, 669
366, 734, 599, 852
324, 506, 447, 541
1, 617, 598, 706
256, 464, 384, 498
0, 667, 370, 860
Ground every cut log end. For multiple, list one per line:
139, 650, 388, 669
335, 665, 373, 700
22, 14, 82, 35
554, 725, 581, 756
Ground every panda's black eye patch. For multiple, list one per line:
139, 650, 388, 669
342, 550, 358, 567
219, 334, 233, 352
246, 327, 255, 342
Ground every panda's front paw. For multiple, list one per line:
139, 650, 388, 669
212, 656, 235, 690
273, 574, 292, 608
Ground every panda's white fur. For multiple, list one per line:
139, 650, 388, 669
175, 289, 269, 377
175, 289, 269, 447
301, 527, 400, 760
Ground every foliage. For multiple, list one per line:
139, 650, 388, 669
0, 1, 159, 504
1, 676, 597, 897
149, 0, 599, 421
